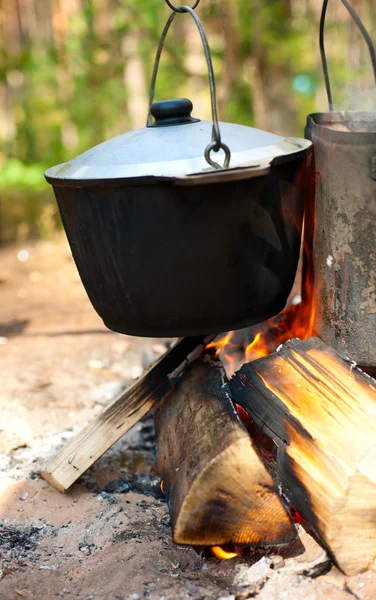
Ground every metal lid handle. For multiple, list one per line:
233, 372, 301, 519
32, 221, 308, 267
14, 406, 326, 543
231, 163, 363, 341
146, 1, 231, 169
320, 0, 376, 110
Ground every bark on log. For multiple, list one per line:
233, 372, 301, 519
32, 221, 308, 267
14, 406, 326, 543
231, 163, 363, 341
229, 336, 376, 575
155, 355, 295, 547
41, 336, 212, 492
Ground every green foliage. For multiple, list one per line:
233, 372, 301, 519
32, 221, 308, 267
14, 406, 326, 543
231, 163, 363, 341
0, 0, 374, 243
0, 159, 48, 191
227, 81, 254, 127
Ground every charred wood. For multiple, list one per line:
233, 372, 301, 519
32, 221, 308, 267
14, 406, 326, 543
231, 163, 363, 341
229, 337, 376, 575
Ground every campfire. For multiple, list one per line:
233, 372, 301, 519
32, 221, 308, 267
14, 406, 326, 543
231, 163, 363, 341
39, 0, 376, 583
40, 240, 376, 577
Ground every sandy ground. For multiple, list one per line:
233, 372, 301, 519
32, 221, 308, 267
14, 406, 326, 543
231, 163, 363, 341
0, 236, 375, 600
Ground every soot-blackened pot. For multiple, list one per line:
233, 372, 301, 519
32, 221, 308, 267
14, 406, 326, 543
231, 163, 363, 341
45, 99, 313, 337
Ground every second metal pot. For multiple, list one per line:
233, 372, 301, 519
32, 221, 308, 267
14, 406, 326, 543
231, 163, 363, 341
305, 111, 376, 366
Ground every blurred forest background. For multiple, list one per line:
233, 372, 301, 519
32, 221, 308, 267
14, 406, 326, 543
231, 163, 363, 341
0, 0, 375, 245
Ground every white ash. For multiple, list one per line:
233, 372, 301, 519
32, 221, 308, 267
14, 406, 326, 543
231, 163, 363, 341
0, 427, 82, 482
90, 379, 126, 405
234, 556, 272, 588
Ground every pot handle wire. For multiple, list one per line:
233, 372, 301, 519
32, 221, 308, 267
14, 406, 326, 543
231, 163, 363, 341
320, 0, 376, 111
146, 1, 231, 169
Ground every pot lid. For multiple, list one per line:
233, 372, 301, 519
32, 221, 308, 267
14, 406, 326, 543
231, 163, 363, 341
45, 98, 311, 185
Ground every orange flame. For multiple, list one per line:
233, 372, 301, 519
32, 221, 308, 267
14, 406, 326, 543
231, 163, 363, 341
206, 331, 237, 373
211, 546, 238, 560
206, 237, 316, 378
206, 331, 235, 356
245, 332, 268, 363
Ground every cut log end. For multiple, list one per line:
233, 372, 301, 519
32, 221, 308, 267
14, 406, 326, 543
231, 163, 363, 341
39, 470, 67, 494
173, 435, 295, 547
155, 356, 295, 548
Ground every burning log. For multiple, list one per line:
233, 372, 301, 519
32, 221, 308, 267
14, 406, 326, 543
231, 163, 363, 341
155, 355, 295, 547
229, 337, 376, 575
41, 336, 212, 492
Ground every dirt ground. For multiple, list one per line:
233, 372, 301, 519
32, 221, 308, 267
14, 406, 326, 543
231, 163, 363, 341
0, 236, 375, 600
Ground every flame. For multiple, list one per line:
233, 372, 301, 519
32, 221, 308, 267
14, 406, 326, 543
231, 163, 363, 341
205, 228, 317, 377
245, 332, 268, 363
206, 331, 236, 357
160, 479, 165, 494
206, 330, 237, 373
211, 546, 238, 560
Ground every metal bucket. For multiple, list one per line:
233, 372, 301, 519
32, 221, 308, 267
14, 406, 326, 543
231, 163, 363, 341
305, 111, 376, 366
304, 1, 376, 367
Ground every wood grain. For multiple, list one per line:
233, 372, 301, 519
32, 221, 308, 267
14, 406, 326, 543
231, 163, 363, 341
229, 337, 376, 575
155, 355, 295, 547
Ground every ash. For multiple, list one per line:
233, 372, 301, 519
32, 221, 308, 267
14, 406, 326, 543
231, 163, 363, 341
0, 239, 375, 599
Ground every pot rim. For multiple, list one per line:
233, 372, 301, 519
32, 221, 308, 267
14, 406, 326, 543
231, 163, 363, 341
45, 139, 311, 188
306, 111, 376, 144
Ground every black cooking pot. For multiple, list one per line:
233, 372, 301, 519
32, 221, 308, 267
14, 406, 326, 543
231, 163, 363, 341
45, 6, 313, 337
46, 107, 312, 337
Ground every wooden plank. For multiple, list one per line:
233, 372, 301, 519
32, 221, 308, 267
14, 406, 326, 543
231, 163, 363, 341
41, 335, 212, 492
229, 336, 376, 575
155, 355, 295, 547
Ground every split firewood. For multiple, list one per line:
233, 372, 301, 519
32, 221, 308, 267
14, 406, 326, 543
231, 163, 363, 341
155, 355, 295, 547
41, 335, 212, 492
229, 337, 376, 575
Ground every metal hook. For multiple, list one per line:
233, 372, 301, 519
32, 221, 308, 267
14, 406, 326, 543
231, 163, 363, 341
320, 0, 376, 111
165, 0, 200, 12
204, 141, 231, 170
146, 2, 230, 169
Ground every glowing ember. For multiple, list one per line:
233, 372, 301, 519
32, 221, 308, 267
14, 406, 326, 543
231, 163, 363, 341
211, 546, 238, 560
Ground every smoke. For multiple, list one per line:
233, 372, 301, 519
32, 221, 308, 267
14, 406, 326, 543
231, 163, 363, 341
340, 89, 376, 111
